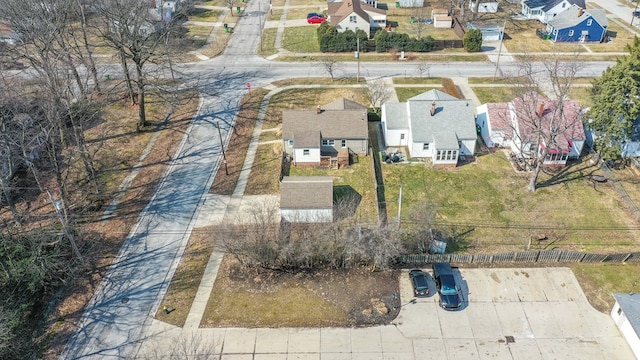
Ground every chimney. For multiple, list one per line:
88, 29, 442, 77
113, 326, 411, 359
430, 101, 436, 116
577, 8, 583, 17
536, 102, 544, 117
316, 105, 321, 114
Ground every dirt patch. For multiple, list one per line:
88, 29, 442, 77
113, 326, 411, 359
202, 256, 401, 328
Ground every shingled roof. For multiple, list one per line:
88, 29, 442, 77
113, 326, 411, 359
280, 176, 334, 209
328, 0, 384, 26
282, 99, 369, 142
547, 4, 607, 30
524, 0, 585, 12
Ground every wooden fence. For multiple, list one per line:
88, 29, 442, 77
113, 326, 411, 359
398, 250, 640, 265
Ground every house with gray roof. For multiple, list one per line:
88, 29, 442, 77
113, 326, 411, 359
545, 4, 607, 42
521, 0, 585, 24
612, 293, 640, 358
381, 89, 477, 166
327, 0, 386, 38
282, 98, 369, 167
280, 176, 334, 223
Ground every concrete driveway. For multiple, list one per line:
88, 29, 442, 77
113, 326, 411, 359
137, 267, 634, 359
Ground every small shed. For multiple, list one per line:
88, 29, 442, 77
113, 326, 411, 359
467, 22, 504, 41
432, 9, 452, 28
280, 176, 334, 223
612, 293, 640, 358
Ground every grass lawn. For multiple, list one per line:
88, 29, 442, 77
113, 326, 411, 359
268, 9, 283, 21
382, 152, 640, 253
259, 28, 278, 56
283, 26, 321, 53
154, 228, 216, 327
468, 77, 527, 85
290, 156, 378, 223
568, 86, 593, 108
571, 264, 640, 313
286, 7, 324, 20
395, 87, 438, 102
471, 86, 515, 103
201, 256, 348, 327
586, 22, 636, 53
244, 142, 283, 195
271, 78, 363, 86
189, 8, 222, 22
393, 77, 442, 84
289, 0, 326, 6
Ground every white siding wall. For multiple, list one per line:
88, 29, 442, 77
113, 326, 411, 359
460, 139, 475, 155
611, 302, 640, 359
281, 209, 333, 223
337, 15, 371, 37
384, 128, 408, 147
410, 142, 431, 158
293, 148, 321, 164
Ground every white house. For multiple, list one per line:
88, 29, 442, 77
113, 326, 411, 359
477, 93, 586, 166
280, 176, 334, 223
612, 293, 640, 359
328, 0, 386, 38
381, 89, 477, 166
521, 0, 585, 24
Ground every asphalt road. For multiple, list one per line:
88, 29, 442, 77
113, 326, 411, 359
62, 0, 622, 358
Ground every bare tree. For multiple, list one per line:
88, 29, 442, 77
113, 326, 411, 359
226, 0, 236, 16
416, 61, 430, 78
321, 57, 340, 81
364, 79, 394, 113
509, 56, 584, 192
94, 0, 179, 130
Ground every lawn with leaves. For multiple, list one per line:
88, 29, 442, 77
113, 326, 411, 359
383, 152, 640, 253
571, 264, 640, 313
395, 87, 438, 102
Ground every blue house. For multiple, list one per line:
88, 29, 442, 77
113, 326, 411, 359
545, 4, 608, 42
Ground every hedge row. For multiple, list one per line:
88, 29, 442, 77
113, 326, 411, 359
441, 77, 463, 99
317, 24, 436, 53
317, 23, 368, 53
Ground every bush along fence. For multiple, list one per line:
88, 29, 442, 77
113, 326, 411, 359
397, 249, 640, 265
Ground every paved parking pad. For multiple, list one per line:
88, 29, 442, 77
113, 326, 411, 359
138, 268, 634, 359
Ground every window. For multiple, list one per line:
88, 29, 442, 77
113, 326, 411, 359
322, 139, 335, 146
288, 139, 293, 146
341, 139, 346, 148
423, 143, 430, 151
400, 134, 405, 140
587, 19, 592, 26
303, 149, 310, 156
568, 30, 574, 36
349, 15, 357, 23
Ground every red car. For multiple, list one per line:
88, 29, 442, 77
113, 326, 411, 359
307, 16, 326, 24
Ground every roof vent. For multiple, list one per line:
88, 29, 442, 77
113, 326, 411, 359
430, 101, 436, 116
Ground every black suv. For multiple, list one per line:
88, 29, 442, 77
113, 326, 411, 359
409, 269, 430, 297
432, 263, 462, 310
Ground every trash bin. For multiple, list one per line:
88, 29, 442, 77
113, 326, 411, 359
411, 17, 415, 23
395, 1, 400, 7
105, 74, 110, 80
237, 6, 241, 14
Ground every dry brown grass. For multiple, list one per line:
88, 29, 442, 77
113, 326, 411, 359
43, 89, 199, 358
209, 89, 268, 195
154, 227, 217, 327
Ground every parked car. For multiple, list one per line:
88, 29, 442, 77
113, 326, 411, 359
409, 269, 429, 297
432, 262, 462, 310
307, 16, 326, 24
307, 12, 324, 19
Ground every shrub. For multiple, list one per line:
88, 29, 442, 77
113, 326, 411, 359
318, 28, 368, 53
463, 29, 483, 52
374, 31, 435, 52
441, 77, 463, 99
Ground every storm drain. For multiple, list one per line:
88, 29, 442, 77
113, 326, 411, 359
505, 336, 515, 344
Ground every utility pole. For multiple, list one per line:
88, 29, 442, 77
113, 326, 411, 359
493, 19, 506, 79
356, 37, 360, 82
397, 185, 403, 229
216, 121, 229, 175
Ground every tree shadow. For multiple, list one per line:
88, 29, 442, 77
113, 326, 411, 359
334, 185, 362, 221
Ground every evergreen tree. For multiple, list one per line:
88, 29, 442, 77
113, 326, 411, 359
588, 37, 640, 159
